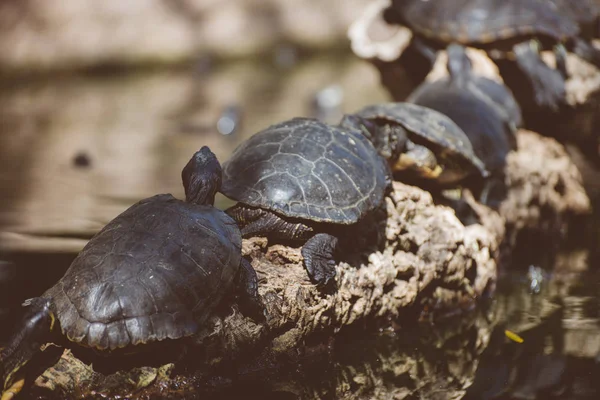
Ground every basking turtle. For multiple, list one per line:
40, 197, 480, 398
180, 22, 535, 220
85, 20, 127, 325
407, 44, 521, 205
340, 102, 488, 189
386, 0, 600, 109
221, 117, 391, 287
0, 147, 263, 399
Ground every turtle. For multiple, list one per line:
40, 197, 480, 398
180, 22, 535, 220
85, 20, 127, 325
220, 117, 391, 287
385, 0, 600, 110
339, 102, 489, 191
0, 146, 264, 399
406, 44, 522, 206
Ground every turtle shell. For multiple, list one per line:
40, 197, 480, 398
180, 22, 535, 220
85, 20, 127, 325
221, 117, 389, 224
465, 75, 523, 132
408, 81, 516, 174
391, 0, 579, 44
353, 102, 487, 176
548, 0, 600, 38
43, 194, 241, 351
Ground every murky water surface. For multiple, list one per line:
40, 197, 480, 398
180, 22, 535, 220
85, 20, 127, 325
0, 53, 598, 399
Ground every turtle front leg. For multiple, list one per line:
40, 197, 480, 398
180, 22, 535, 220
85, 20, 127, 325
235, 258, 265, 322
512, 40, 566, 111
1, 298, 55, 400
226, 205, 337, 286
554, 43, 568, 79
301, 233, 339, 287
570, 36, 600, 69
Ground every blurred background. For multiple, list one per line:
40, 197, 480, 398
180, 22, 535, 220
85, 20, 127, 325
0, 0, 389, 255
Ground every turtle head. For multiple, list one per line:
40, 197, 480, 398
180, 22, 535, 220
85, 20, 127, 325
446, 44, 472, 82
182, 146, 222, 206
394, 141, 442, 179
1, 298, 54, 400
340, 114, 406, 162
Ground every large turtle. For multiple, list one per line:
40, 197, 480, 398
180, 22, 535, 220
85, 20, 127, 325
221, 117, 391, 287
0, 147, 263, 399
407, 44, 522, 206
340, 102, 488, 190
386, 0, 600, 109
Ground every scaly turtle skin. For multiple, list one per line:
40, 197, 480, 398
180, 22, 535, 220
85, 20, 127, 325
221, 117, 391, 286
0, 147, 263, 399
407, 44, 521, 206
341, 102, 488, 190
387, 0, 600, 110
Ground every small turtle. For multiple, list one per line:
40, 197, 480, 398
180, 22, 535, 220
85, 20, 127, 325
407, 44, 521, 206
221, 118, 391, 287
340, 102, 488, 189
0, 147, 263, 399
386, 0, 600, 109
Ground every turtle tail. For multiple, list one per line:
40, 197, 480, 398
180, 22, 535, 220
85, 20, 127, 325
1, 297, 55, 400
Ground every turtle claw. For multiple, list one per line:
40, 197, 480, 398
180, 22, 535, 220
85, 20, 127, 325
513, 40, 566, 111
302, 233, 339, 287
1, 378, 24, 400
236, 258, 266, 322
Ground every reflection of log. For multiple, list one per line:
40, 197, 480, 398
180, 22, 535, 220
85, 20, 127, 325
0, 57, 388, 254
26, 181, 498, 398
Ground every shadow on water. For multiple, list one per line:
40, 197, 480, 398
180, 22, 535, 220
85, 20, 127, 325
0, 54, 599, 399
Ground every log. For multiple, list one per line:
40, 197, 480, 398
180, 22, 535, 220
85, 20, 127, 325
24, 129, 590, 397
24, 181, 497, 399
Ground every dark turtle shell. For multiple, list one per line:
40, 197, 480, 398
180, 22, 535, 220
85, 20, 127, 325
391, 0, 579, 44
221, 117, 389, 224
548, 0, 600, 37
43, 194, 241, 351
353, 102, 488, 176
465, 75, 523, 133
408, 82, 516, 174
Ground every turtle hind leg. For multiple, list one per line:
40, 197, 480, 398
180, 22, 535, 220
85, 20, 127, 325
513, 40, 566, 111
226, 204, 313, 240
301, 233, 339, 287
235, 258, 265, 323
1, 298, 54, 399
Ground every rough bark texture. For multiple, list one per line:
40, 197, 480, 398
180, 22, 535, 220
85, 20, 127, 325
24, 181, 498, 398
500, 130, 591, 247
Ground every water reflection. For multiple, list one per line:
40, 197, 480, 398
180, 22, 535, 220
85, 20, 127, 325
0, 54, 388, 253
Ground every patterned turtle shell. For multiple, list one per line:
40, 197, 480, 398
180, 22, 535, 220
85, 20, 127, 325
43, 194, 242, 351
221, 118, 390, 224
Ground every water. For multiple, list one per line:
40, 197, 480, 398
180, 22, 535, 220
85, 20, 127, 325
0, 52, 598, 399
